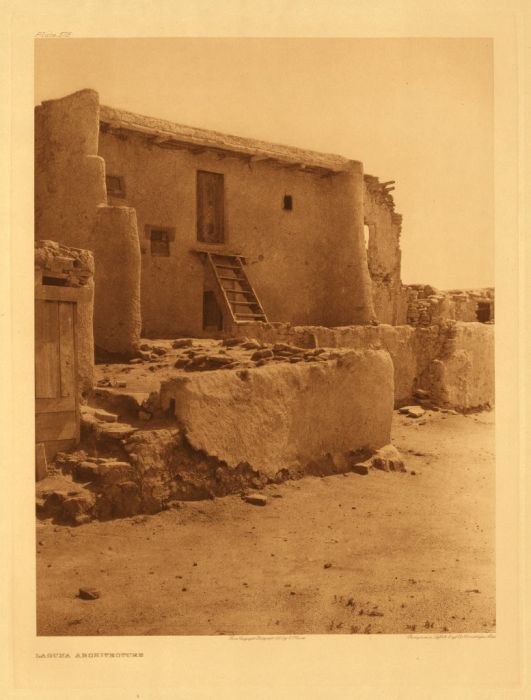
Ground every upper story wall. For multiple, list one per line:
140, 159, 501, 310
99, 129, 373, 337
363, 176, 403, 325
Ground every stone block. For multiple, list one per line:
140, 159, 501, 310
94, 409, 118, 423
243, 493, 267, 506
95, 422, 137, 440
61, 493, 96, 522
172, 338, 194, 348
250, 349, 274, 361
403, 406, 426, 418
370, 444, 406, 472
74, 461, 100, 482
78, 587, 100, 600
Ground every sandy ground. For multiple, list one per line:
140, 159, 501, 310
36, 409, 495, 636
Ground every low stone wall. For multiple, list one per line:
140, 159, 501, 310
159, 349, 394, 479
403, 285, 494, 326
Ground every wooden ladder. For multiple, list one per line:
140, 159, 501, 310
206, 252, 268, 324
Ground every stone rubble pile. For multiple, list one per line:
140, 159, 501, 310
100, 337, 344, 377
35, 239, 94, 286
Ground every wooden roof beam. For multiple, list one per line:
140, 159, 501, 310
281, 162, 305, 171
104, 123, 342, 174
156, 140, 189, 150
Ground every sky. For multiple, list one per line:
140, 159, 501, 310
34, 38, 494, 289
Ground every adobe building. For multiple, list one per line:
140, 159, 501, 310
34, 91, 495, 516
35, 89, 405, 354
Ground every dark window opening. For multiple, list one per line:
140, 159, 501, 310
283, 195, 293, 211
42, 276, 67, 286
476, 302, 491, 323
150, 229, 171, 257
203, 291, 223, 331
106, 175, 126, 198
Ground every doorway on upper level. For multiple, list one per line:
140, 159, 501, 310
197, 171, 225, 244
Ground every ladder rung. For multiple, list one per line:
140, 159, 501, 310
230, 300, 260, 306
211, 253, 242, 259
215, 264, 242, 271
235, 312, 267, 319
225, 289, 254, 296
219, 275, 246, 282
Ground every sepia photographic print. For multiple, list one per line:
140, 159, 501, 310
2, 0, 529, 693
32, 36, 498, 639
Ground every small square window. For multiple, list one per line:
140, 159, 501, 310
150, 229, 170, 257
283, 195, 293, 211
106, 175, 126, 198
145, 225, 175, 257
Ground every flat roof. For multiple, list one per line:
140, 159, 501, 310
99, 104, 357, 175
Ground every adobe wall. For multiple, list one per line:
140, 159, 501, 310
159, 348, 393, 479
35, 90, 141, 355
424, 322, 494, 411
98, 130, 374, 337
234, 322, 437, 405
234, 320, 494, 411
35, 90, 105, 249
363, 176, 404, 325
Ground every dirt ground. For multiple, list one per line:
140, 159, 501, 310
36, 409, 495, 636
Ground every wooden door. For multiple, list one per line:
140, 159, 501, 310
35, 293, 79, 460
197, 171, 225, 244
